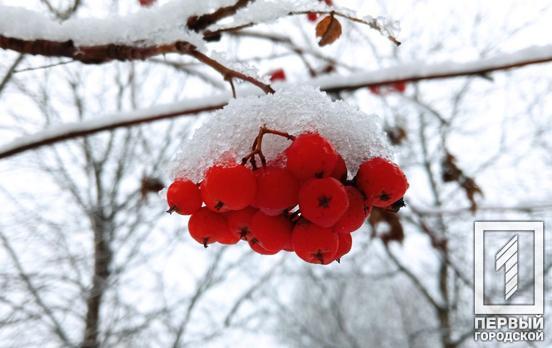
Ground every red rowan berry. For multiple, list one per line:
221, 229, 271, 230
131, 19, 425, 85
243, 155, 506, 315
166, 179, 202, 215
356, 157, 408, 207
307, 12, 318, 22
269, 69, 286, 82
188, 207, 226, 247
298, 177, 349, 227
292, 221, 338, 264
285, 132, 338, 180
226, 207, 257, 240
201, 163, 256, 212
333, 186, 367, 234
392, 81, 407, 93
138, 0, 155, 7
250, 211, 293, 252
334, 232, 352, 263
249, 239, 279, 255
331, 154, 347, 182
254, 166, 299, 213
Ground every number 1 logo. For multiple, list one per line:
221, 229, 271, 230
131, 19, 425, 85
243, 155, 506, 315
495, 234, 519, 301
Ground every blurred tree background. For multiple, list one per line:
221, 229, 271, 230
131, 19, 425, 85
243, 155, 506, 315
0, 0, 551, 347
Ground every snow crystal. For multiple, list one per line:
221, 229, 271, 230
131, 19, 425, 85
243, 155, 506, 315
0, 0, 236, 48
171, 85, 392, 182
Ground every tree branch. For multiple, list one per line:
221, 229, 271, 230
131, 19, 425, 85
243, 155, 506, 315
1, 45, 551, 160
187, 0, 255, 32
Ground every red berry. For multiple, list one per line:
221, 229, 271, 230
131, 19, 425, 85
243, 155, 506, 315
285, 132, 338, 180
368, 85, 381, 95
333, 187, 367, 234
356, 157, 409, 207
226, 207, 257, 240
250, 211, 293, 252
307, 12, 318, 22
331, 154, 347, 182
166, 179, 202, 215
324, 0, 333, 5
299, 177, 349, 227
201, 163, 256, 212
334, 233, 352, 263
249, 239, 279, 255
254, 166, 299, 214
392, 81, 407, 93
188, 207, 226, 247
138, 0, 155, 7
260, 207, 286, 216
292, 221, 338, 264
269, 69, 286, 82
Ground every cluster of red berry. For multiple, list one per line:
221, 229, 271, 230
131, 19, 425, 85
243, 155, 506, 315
167, 127, 408, 265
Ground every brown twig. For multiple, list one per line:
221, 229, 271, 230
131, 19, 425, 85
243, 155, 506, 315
241, 126, 295, 169
205, 10, 401, 46
187, 0, 255, 32
0, 38, 274, 94
184, 47, 274, 94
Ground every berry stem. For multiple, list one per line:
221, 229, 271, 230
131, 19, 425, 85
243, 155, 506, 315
241, 125, 296, 169
166, 206, 176, 214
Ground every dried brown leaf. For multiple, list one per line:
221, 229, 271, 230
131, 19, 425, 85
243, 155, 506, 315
140, 176, 164, 201
386, 126, 407, 145
315, 15, 342, 47
442, 150, 483, 212
369, 208, 404, 244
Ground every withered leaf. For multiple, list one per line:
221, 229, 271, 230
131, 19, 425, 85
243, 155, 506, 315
462, 177, 483, 213
315, 15, 342, 47
369, 208, 404, 244
441, 150, 483, 212
385, 126, 407, 145
140, 176, 164, 201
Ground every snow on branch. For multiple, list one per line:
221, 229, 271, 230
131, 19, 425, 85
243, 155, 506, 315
0, 0, 400, 63
319, 45, 552, 92
1, 44, 551, 160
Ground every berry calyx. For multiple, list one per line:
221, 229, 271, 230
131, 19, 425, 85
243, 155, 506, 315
254, 166, 299, 213
331, 153, 347, 182
298, 177, 349, 227
188, 207, 226, 247
226, 207, 257, 240
249, 239, 279, 255
334, 232, 352, 263
269, 69, 286, 82
356, 157, 409, 207
292, 220, 338, 264
386, 197, 406, 213
250, 211, 293, 252
285, 132, 338, 180
333, 186, 367, 234
166, 179, 202, 215
201, 163, 257, 212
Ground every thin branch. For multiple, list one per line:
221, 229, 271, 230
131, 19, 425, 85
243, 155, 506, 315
0, 231, 72, 346
1, 45, 552, 159
187, 0, 255, 32
0, 53, 24, 96
384, 246, 444, 311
